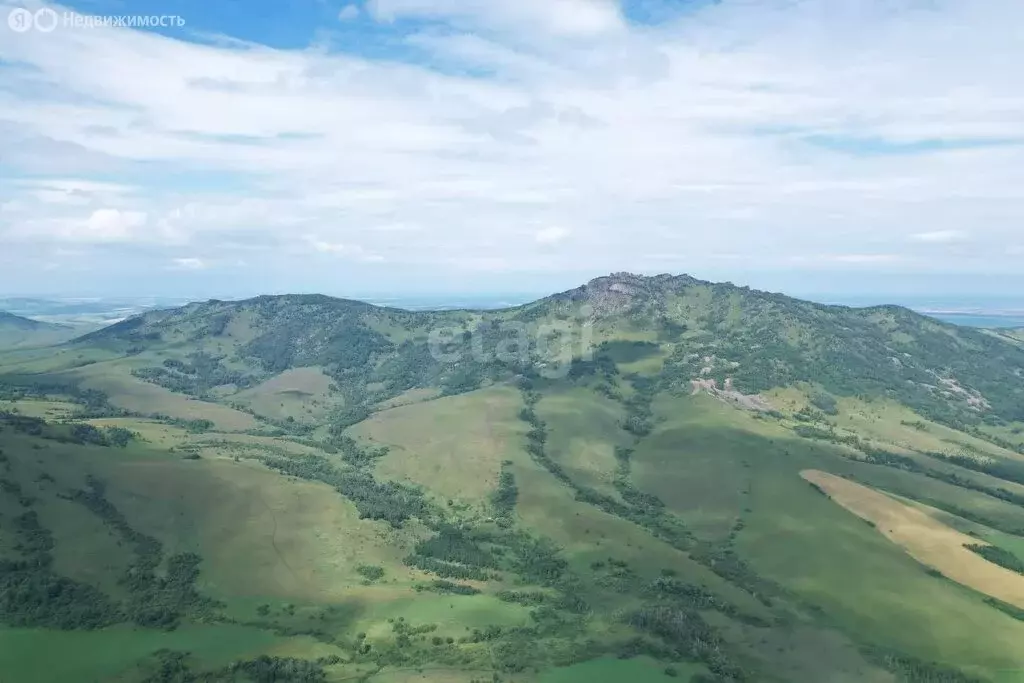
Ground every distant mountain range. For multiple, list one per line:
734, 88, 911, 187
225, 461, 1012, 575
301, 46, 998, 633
5, 290, 1023, 328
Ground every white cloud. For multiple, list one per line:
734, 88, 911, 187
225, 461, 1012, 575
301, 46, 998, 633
910, 230, 968, 243
829, 254, 904, 264
171, 257, 207, 270
81, 209, 147, 242
368, 0, 624, 36
305, 236, 385, 262
338, 4, 360, 21
1, 0, 1023, 294
535, 225, 571, 245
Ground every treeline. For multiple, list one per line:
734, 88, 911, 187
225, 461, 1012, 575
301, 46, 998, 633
965, 544, 1024, 574
794, 423, 1024, 519
517, 383, 691, 553
490, 464, 518, 523
929, 451, 1024, 487
133, 352, 258, 398
141, 651, 327, 683
627, 605, 745, 681
0, 412, 137, 447
0, 375, 123, 419
404, 525, 499, 582
416, 579, 480, 596
864, 649, 986, 683
515, 380, 782, 605
403, 524, 570, 589
261, 453, 427, 527
0, 510, 120, 629
64, 476, 221, 629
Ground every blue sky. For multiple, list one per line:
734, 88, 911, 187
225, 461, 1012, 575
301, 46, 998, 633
1, 0, 1023, 299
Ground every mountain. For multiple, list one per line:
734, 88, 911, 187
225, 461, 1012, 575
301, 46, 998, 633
2, 273, 1024, 683
0, 310, 77, 348
997, 328, 1024, 346
77, 273, 1024, 429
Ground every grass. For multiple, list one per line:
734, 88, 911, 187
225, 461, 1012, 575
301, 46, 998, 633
909, 504, 1024, 571
354, 385, 526, 504
90, 455, 426, 603
70, 361, 260, 432
536, 387, 629, 502
735, 444, 1024, 679
630, 394, 756, 542
5, 280, 1024, 682
720, 620, 894, 683
0, 623, 282, 683
231, 366, 336, 424
355, 593, 533, 642
828, 396, 1024, 462
803, 469, 1024, 608
0, 398, 80, 419
537, 657, 703, 683
0, 426, 425, 606
505, 399, 770, 617
828, 454, 1024, 535
0, 344, 117, 374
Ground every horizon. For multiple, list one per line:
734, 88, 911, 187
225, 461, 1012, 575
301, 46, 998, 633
4, 270, 1024, 329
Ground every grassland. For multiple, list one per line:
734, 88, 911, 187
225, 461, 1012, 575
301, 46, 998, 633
631, 395, 757, 542
354, 386, 526, 504
537, 656, 704, 683
535, 387, 630, 501
231, 366, 336, 423
802, 469, 1024, 608
71, 362, 260, 431
5, 274, 1024, 682
0, 624, 283, 683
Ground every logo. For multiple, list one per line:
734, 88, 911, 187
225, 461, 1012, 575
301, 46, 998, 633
33, 7, 57, 32
7, 7, 32, 32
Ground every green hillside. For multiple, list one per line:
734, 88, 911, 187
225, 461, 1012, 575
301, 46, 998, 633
0, 311, 77, 349
2, 273, 1024, 683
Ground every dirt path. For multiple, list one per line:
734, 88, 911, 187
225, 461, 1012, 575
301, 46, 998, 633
801, 469, 1024, 609
258, 489, 299, 585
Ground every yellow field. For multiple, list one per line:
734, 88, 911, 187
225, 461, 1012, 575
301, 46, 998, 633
802, 469, 1024, 609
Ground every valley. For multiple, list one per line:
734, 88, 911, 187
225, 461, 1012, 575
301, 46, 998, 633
2, 273, 1024, 682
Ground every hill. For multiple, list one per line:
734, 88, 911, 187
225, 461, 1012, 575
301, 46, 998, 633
77, 273, 1024, 431
0, 311, 77, 349
2, 273, 1024, 683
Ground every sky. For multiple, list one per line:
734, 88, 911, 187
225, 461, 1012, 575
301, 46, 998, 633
1, 0, 1023, 300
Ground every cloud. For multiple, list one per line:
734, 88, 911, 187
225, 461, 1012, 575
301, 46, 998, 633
535, 225, 571, 245
367, 0, 624, 36
338, 4, 360, 21
305, 236, 385, 262
828, 254, 904, 264
910, 230, 968, 244
171, 257, 207, 270
1, 0, 1023, 295
81, 209, 147, 242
